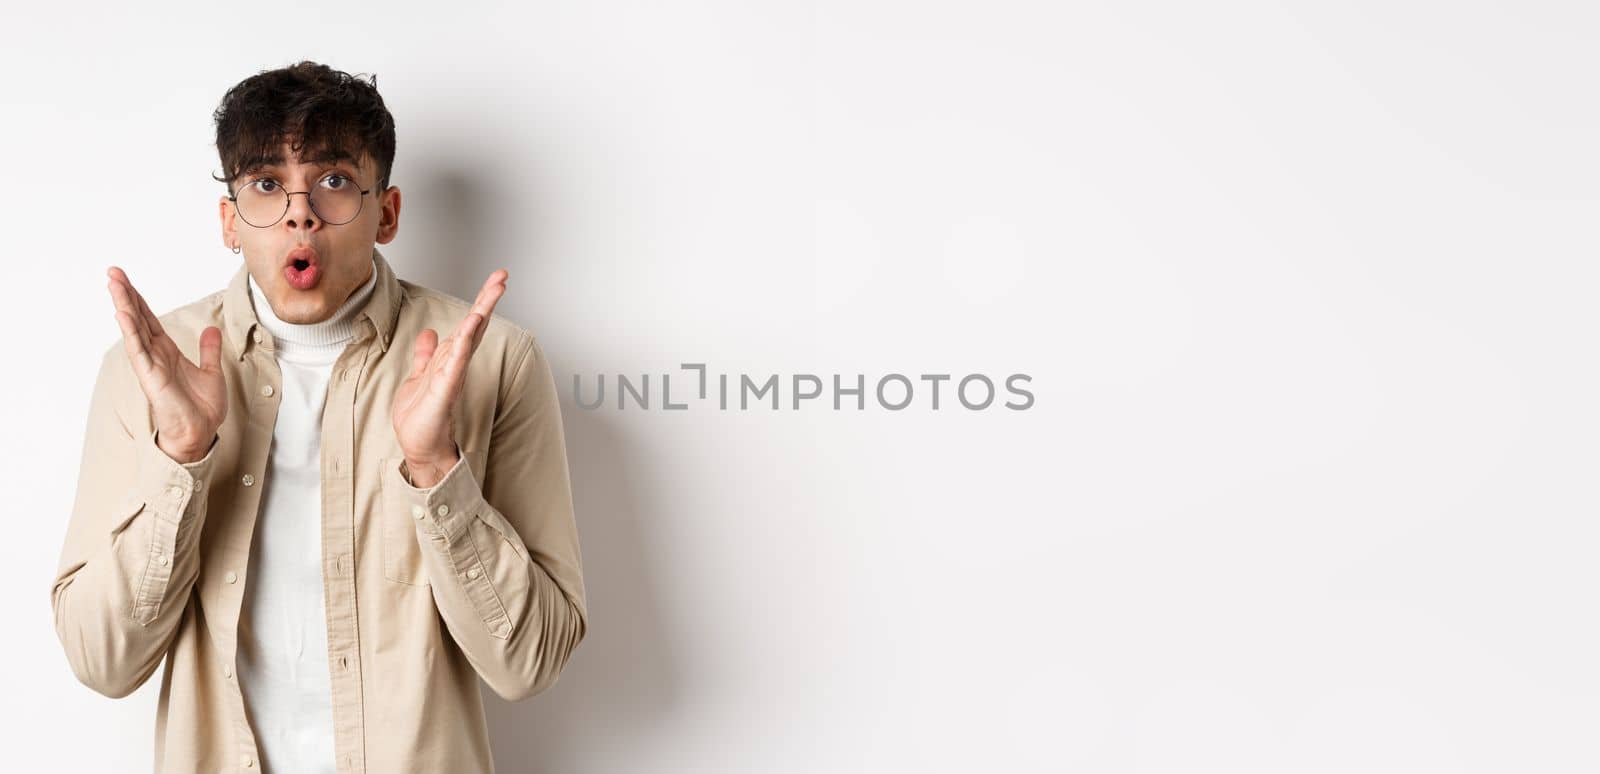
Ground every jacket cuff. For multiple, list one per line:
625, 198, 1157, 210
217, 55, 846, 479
393, 442, 484, 542
137, 429, 219, 524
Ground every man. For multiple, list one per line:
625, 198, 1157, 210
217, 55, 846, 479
49, 61, 588, 774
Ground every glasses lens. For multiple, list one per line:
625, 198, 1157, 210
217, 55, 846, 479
233, 176, 365, 226
310, 175, 364, 224
235, 181, 288, 227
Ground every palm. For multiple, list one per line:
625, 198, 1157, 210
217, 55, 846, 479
106, 267, 227, 456
146, 338, 227, 444
391, 269, 509, 464
391, 347, 459, 461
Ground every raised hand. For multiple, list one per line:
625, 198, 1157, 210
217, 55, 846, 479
391, 269, 508, 487
106, 266, 226, 464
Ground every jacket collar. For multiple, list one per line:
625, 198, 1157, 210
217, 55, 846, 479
223, 246, 404, 361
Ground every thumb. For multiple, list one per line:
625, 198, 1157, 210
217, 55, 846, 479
198, 326, 222, 372
408, 329, 438, 379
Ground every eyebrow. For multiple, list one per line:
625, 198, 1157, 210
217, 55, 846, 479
239, 151, 360, 178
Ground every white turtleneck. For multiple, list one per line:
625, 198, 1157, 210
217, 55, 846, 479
239, 257, 377, 774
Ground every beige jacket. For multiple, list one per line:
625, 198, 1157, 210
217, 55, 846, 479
50, 248, 588, 773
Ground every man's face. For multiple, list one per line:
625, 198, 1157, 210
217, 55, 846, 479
218, 141, 401, 324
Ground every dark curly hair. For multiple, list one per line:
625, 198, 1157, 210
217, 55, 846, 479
211, 61, 396, 196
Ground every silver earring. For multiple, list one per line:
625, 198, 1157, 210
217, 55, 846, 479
231, 245, 241, 254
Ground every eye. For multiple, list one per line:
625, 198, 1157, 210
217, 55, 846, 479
320, 174, 351, 190
248, 178, 279, 194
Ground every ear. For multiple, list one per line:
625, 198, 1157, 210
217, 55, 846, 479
376, 185, 401, 245
219, 194, 237, 251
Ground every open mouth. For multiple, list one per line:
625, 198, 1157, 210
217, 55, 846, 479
284, 247, 321, 290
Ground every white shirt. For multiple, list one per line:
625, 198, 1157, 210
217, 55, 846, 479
239, 259, 377, 774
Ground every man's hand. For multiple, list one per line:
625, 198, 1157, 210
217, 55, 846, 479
106, 266, 226, 464
392, 269, 508, 487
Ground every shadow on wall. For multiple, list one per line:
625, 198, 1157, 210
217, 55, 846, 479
485, 407, 678, 773
399, 161, 680, 773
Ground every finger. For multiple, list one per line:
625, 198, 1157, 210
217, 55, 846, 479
468, 274, 506, 351
198, 326, 222, 373
124, 274, 178, 360
108, 268, 175, 360
423, 329, 457, 385
424, 326, 477, 403
441, 314, 481, 400
108, 279, 155, 358
448, 307, 478, 345
408, 329, 438, 380
130, 278, 167, 338
106, 271, 143, 335
108, 266, 167, 338
114, 308, 156, 378
469, 269, 508, 320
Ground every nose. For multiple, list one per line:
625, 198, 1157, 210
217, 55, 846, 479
283, 190, 320, 232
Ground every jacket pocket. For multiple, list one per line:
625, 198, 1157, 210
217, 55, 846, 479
108, 496, 146, 546
380, 450, 489, 587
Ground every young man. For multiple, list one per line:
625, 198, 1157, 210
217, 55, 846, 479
49, 61, 588, 773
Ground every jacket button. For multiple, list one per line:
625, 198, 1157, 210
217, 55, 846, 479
223, 665, 232, 678
466, 567, 481, 580
225, 571, 238, 584
242, 474, 255, 486
260, 384, 274, 397
156, 554, 169, 566
243, 754, 254, 767
252, 331, 263, 344
436, 504, 449, 516
411, 504, 425, 520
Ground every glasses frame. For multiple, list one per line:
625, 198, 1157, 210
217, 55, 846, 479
227, 172, 381, 228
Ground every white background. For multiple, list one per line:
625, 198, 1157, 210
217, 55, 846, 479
3, 1, 1597, 772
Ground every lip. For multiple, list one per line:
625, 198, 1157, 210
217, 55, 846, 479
284, 246, 320, 270
284, 246, 322, 290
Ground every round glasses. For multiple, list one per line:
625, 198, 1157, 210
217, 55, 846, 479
228, 173, 378, 228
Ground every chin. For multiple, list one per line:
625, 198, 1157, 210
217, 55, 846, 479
276, 294, 330, 324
